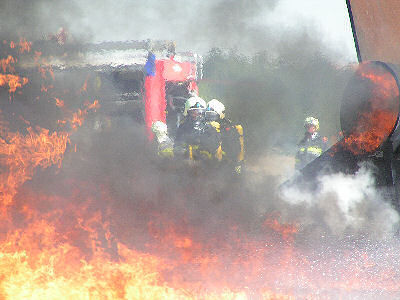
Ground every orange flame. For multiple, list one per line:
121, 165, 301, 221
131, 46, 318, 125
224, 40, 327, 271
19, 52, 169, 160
1, 55, 16, 73
0, 74, 29, 93
69, 100, 100, 130
342, 63, 399, 154
0, 126, 69, 209
18, 38, 32, 54
264, 218, 298, 242
0, 47, 28, 94
55, 97, 64, 107
38, 64, 54, 80
80, 77, 89, 93
343, 110, 397, 154
41, 84, 54, 93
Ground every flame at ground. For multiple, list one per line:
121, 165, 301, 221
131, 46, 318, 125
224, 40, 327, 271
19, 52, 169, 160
0, 44, 29, 94
0, 126, 68, 208
0, 218, 190, 299
0, 74, 28, 94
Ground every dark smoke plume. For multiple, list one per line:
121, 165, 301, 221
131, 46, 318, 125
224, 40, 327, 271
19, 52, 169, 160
200, 36, 354, 156
0, 0, 89, 41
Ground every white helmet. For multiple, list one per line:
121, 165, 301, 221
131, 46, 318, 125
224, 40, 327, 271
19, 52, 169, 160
183, 96, 206, 116
304, 116, 319, 131
207, 99, 225, 120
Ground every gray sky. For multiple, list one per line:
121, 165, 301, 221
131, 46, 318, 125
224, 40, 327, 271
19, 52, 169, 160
264, 0, 357, 62
81, 0, 357, 62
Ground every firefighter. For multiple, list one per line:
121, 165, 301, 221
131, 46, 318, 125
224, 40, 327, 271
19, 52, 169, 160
151, 121, 174, 158
206, 99, 245, 174
295, 116, 327, 170
165, 81, 190, 137
174, 96, 220, 162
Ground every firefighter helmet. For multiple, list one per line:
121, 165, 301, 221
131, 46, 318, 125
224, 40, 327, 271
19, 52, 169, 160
206, 99, 225, 120
304, 116, 319, 131
183, 96, 206, 116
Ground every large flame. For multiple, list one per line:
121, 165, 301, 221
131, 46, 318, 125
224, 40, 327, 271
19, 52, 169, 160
0, 43, 29, 96
341, 62, 399, 155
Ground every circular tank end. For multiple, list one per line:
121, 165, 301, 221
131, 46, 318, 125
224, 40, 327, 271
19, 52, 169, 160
340, 61, 400, 154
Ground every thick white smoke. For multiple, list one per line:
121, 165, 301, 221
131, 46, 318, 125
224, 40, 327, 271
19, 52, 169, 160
279, 165, 399, 240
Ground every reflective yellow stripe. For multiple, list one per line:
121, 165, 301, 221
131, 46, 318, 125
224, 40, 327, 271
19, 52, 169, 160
235, 125, 244, 162
189, 145, 201, 160
216, 144, 223, 161
210, 121, 221, 133
236, 125, 243, 136
307, 146, 322, 156
159, 148, 174, 158
199, 150, 213, 159
189, 145, 193, 160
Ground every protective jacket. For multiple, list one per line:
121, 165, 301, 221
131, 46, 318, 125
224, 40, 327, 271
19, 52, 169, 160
208, 118, 245, 174
174, 119, 221, 161
295, 132, 327, 170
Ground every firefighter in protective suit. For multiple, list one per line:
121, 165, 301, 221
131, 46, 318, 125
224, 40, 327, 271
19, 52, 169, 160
206, 99, 245, 174
295, 116, 327, 170
151, 121, 174, 158
174, 96, 220, 162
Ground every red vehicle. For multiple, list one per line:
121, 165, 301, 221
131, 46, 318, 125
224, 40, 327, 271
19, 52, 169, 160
143, 48, 202, 140
26, 39, 203, 139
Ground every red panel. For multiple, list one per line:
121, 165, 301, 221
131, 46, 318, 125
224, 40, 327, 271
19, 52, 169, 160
162, 59, 196, 82
144, 60, 166, 140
